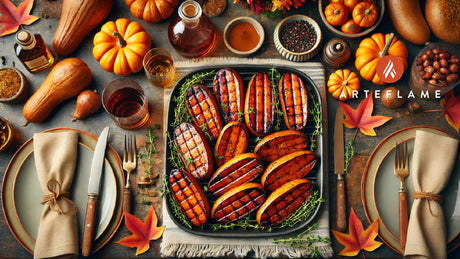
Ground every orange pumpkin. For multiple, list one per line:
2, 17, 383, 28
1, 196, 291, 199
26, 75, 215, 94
344, 0, 360, 13
93, 18, 151, 76
325, 3, 349, 26
327, 69, 360, 101
125, 0, 178, 23
341, 19, 361, 34
352, 2, 379, 27
355, 33, 408, 85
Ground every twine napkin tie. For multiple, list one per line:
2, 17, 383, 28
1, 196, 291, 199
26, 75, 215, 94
40, 179, 77, 215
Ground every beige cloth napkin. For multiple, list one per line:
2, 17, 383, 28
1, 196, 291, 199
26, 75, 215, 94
33, 131, 79, 258
405, 130, 458, 258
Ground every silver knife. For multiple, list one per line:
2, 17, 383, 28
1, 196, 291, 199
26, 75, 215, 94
82, 127, 110, 257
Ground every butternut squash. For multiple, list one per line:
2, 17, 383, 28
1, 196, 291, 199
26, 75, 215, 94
386, 0, 430, 45
53, 0, 113, 57
23, 58, 92, 124
425, 0, 460, 44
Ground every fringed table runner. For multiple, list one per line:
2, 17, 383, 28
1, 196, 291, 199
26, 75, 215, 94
161, 58, 333, 258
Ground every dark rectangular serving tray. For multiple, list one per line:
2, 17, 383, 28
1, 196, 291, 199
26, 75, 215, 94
164, 65, 324, 237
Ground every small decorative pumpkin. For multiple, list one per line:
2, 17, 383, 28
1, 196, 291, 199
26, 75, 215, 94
355, 33, 408, 85
344, 0, 360, 13
327, 69, 360, 101
352, 2, 379, 27
341, 19, 361, 34
93, 18, 151, 76
125, 0, 179, 23
325, 3, 349, 26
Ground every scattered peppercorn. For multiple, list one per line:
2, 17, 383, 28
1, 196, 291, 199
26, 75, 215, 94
0, 68, 21, 99
280, 20, 317, 53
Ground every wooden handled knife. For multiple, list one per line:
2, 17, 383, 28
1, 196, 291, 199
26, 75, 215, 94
334, 107, 347, 231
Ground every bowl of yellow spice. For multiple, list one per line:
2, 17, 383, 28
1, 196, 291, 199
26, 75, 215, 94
0, 66, 29, 104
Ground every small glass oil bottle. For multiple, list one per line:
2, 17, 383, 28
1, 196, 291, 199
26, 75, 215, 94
14, 30, 55, 73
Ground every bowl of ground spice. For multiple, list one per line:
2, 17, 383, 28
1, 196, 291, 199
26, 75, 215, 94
0, 66, 29, 104
274, 15, 322, 62
224, 16, 265, 56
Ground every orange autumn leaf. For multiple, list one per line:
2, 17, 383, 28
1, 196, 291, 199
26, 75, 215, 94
0, 0, 39, 37
116, 205, 165, 255
332, 208, 382, 256
340, 92, 392, 136
440, 91, 460, 132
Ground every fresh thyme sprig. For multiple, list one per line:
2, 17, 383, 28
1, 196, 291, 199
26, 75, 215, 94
273, 223, 330, 257
306, 82, 323, 151
162, 174, 193, 229
171, 70, 216, 128
210, 190, 322, 231
137, 125, 161, 183
345, 139, 356, 172
166, 131, 185, 170
268, 67, 283, 131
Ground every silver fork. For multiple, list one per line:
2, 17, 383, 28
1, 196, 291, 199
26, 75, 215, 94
123, 134, 137, 213
394, 141, 409, 252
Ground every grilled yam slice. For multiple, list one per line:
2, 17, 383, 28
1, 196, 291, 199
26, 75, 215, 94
256, 179, 312, 226
214, 121, 249, 167
261, 150, 317, 192
185, 84, 223, 141
208, 153, 264, 196
173, 122, 214, 180
244, 72, 275, 137
254, 130, 309, 162
213, 68, 245, 123
169, 169, 211, 226
211, 182, 266, 223
278, 73, 309, 131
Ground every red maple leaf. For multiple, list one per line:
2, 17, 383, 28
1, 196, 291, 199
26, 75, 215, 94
439, 91, 460, 132
116, 205, 165, 255
332, 208, 382, 257
340, 92, 392, 138
0, 0, 39, 37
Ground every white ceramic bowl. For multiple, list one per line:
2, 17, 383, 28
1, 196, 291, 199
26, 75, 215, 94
224, 17, 265, 56
274, 15, 322, 62
318, 0, 384, 38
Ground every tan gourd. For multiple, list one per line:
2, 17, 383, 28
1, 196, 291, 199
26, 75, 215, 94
53, 0, 113, 57
23, 58, 92, 124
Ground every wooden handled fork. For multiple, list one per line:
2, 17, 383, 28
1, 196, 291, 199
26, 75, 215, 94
394, 141, 409, 252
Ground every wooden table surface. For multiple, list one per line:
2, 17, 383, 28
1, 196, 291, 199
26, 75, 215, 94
0, 0, 459, 258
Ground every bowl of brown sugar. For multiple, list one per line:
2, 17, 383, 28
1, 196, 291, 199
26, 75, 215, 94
0, 66, 29, 104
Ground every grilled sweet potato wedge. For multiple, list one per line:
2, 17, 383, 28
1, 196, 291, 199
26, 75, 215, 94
214, 121, 249, 167
173, 122, 214, 180
256, 179, 312, 226
213, 68, 245, 123
261, 150, 317, 192
244, 72, 275, 137
278, 73, 309, 131
185, 84, 223, 141
169, 169, 211, 226
211, 182, 266, 223
208, 153, 264, 196
254, 130, 309, 162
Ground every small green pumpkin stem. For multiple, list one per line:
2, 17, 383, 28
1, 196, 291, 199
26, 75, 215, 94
379, 33, 395, 58
112, 31, 126, 48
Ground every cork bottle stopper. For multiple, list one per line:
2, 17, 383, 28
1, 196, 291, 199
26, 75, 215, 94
16, 30, 33, 46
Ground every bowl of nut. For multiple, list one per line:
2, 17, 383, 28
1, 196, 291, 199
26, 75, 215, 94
409, 43, 460, 98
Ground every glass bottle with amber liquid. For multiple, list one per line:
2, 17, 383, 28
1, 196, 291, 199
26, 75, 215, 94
14, 30, 55, 73
168, 0, 216, 58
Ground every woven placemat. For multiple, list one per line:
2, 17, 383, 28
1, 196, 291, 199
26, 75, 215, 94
161, 58, 332, 258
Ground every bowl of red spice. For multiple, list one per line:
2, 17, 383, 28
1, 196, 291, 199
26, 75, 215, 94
274, 15, 322, 62
0, 66, 29, 104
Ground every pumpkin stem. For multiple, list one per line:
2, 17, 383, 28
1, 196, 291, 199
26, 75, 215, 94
112, 31, 126, 48
379, 33, 395, 58
342, 80, 349, 86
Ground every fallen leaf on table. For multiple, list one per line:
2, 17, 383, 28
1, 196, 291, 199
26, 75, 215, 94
440, 91, 460, 132
0, 0, 39, 37
116, 205, 165, 255
332, 208, 382, 257
340, 92, 392, 137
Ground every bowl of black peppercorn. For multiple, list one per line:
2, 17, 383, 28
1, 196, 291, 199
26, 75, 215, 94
274, 15, 322, 62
